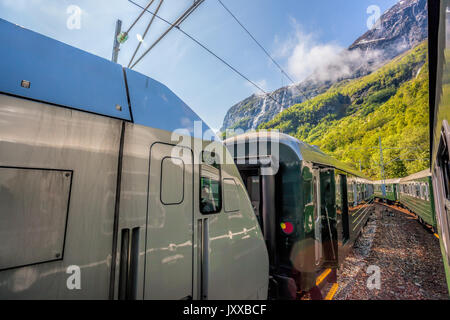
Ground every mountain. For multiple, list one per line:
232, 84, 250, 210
259, 42, 429, 179
221, 0, 428, 133
349, 0, 428, 76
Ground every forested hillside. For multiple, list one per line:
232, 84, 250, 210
259, 43, 429, 179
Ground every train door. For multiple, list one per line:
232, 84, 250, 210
144, 143, 194, 300
319, 169, 338, 268
238, 165, 276, 267
312, 167, 338, 268
339, 175, 350, 244
246, 173, 263, 228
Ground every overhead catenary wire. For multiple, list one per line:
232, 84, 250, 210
129, 0, 205, 69
128, 0, 165, 67
127, 0, 284, 108
215, 0, 309, 101
125, 0, 157, 35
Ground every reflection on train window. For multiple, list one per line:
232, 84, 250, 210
440, 146, 450, 200
200, 152, 222, 214
313, 176, 318, 220
415, 184, 421, 198
347, 182, 354, 206
200, 176, 221, 214
304, 177, 313, 205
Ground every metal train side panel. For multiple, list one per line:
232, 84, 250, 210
0, 94, 122, 299
399, 189, 435, 227
335, 172, 374, 265
114, 125, 268, 300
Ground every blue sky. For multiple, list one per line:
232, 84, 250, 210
0, 0, 398, 130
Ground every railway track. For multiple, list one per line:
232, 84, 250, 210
334, 203, 448, 300
375, 200, 440, 239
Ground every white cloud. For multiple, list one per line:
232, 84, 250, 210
275, 18, 382, 83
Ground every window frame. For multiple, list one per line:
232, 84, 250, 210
160, 156, 185, 205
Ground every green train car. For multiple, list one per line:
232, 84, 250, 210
398, 170, 436, 229
373, 179, 401, 202
224, 132, 374, 299
429, 0, 450, 294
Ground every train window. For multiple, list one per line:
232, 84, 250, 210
420, 184, 426, 200
200, 152, 222, 214
439, 138, 450, 200
223, 178, 239, 213
160, 157, 184, 205
304, 177, 313, 205
347, 182, 353, 204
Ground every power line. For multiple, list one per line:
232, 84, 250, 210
128, 0, 164, 68
215, 0, 309, 101
125, 0, 157, 36
127, 0, 283, 108
130, 0, 205, 69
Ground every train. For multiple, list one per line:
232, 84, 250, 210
0, 18, 269, 300
373, 178, 401, 203
428, 0, 450, 295
224, 132, 374, 299
372, 171, 436, 230
5, 0, 448, 300
0, 15, 376, 299
399, 170, 437, 230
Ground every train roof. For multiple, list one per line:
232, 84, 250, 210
224, 132, 370, 179
373, 178, 401, 185
399, 169, 431, 183
0, 18, 215, 140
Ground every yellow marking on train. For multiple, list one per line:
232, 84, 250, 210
316, 268, 331, 286
325, 283, 339, 300
434, 233, 440, 239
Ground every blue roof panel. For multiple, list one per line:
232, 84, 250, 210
0, 19, 131, 120
125, 68, 216, 141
